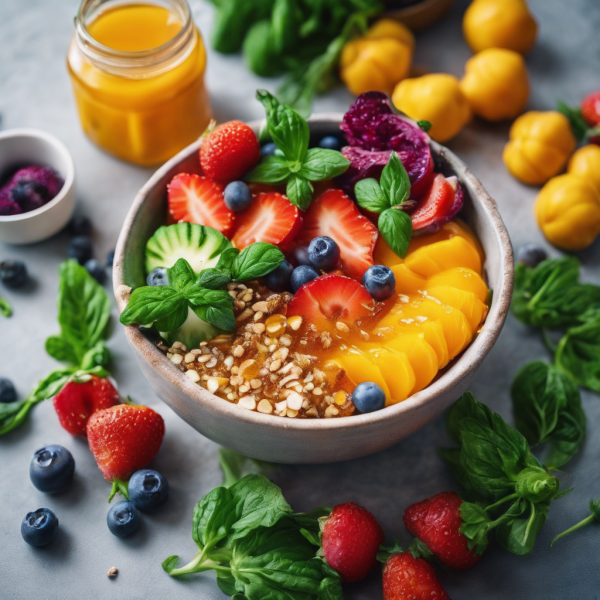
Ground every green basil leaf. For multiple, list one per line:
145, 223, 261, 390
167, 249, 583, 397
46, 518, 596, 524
354, 178, 388, 213
286, 174, 313, 210
80, 341, 111, 370
557, 101, 589, 143
45, 335, 80, 366
219, 448, 274, 489
209, 0, 270, 54
496, 500, 549, 556
417, 120, 432, 132
168, 258, 197, 292
120, 286, 186, 327
459, 501, 491, 555
192, 486, 239, 549
380, 152, 411, 207
378, 208, 412, 259
297, 148, 350, 181
257, 89, 309, 163
154, 301, 189, 332
244, 20, 282, 77
192, 304, 235, 332
445, 391, 494, 445
245, 155, 291, 183
295, 507, 331, 548
231, 242, 285, 281
186, 287, 235, 331
197, 268, 233, 290
216, 247, 241, 271
514, 465, 559, 503
0, 295, 12, 317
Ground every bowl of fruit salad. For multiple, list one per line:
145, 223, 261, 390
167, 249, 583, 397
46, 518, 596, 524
114, 91, 513, 463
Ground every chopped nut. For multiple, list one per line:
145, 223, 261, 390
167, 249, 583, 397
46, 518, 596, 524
224, 356, 234, 370
206, 357, 217, 369
275, 399, 287, 413
272, 347, 289, 361
278, 362, 294, 375
279, 373, 299, 387
265, 314, 287, 337
312, 387, 323, 396
170, 354, 183, 365
253, 311, 264, 321
200, 341, 208, 346
236, 308, 254, 321
270, 359, 282, 372
250, 378, 262, 389
234, 300, 246, 310
286, 409, 299, 418
198, 354, 211, 363
305, 406, 318, 417
239, 384, 249, 394
257, 399, 273, 414
320, 331, 332, 348
172, 341, 187, 351
107, 567, 118, 578
286, 391, 303, 410
241, 291, 253, 303
239, 359, 259, 380
287, 315, 303, 330
191, 349, 202, 356
253, 323, 266, 334
186, 370, 200, 383
336, 321, 350, 333
231, 366, 239, 374
238, 396, 256, 410
304, 382, 315, 391
324, 405, 339, 417
207, 378, 220, 393
252, 301, 269, 312
184, 353, 195, 363
279, 335, 292, 347
268, 344, 278, 352
233, 345, 245, 358
228, 290, 238, 299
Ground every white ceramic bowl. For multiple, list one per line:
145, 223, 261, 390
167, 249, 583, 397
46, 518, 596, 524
114, 114, 514, 464
0, 129, 76, 245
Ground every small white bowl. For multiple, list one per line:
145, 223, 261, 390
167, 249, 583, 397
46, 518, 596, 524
0, 129, 76, 245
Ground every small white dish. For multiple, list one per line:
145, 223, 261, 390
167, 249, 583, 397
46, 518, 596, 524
0, 129, 76, 245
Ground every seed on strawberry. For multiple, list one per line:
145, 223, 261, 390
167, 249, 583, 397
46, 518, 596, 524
200, 120, 260, 183
581, 90, 600, 127
321, 502, 384, 583
403, 491, 481, 570
383, 552, 450, 600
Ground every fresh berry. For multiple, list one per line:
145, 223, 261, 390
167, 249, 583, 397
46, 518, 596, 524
147, 267, 169, 287
128, 469, 169, 513
362, 265, 396, 301
0, 377, 17, 403
21, 508, 59, 547
517, 243, 548, 268
68, 216, 93, 236
107, 249, 115, 267
107, 501, 140, 538
224, 181, 253, 212
297, 189, 378, 280
87, 404, 165, 481
264, 260, 293, 292
290, 265, 320, 293
410, 175, 460, 232
351, 382, 386, 413
232, 192, 303, 251
308, 236, 340, 271
383, 552, 450, 600
321, 502, 384, 583
84, 259, 106, 284
0, 260, 28, 288
403, 491, 481, 570
29, 445, 75, 493
167, 173, 235, 237
287, 274, 374, 330
289, 245, 311, 266
581, 90, 600, 127
1, 166, 63, 213
199, 120, 260, 183
67, 236, 93, 265
0, 193, 23, 216
318, 135, 344, 151
52, 376, 120, 437
260, 142, 277, 157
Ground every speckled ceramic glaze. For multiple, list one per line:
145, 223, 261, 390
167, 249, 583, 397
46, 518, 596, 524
114, 114, 513, 464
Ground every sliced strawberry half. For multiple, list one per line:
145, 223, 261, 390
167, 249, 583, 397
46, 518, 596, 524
231, 192, 302, 251
410, 174, 459, 232
287, 274, 375, 331
168, 173, 235, 238
297, 189, 378, 280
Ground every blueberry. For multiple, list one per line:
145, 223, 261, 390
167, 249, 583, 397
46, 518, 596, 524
351, 382, 386, 413
107, 501, 140, 538
21, 508, 59, 547
308, 236, 340, 271
264, 260, 293, 292
517, 244, 548, 269
107, 249, 115, 267
0, 377, 16, 403
224, 181, 253, 212
260, 142, 277, 157
68, 216, 93, 236
128, 469, 169, 513
84, 259, 106, 284
30, 445, 75, 493
289, 246, 311, 267
318, 135, 344, 151
67, 236, 93, 265
291, 265, 319, 293
147, 267, 169, 287
0, 260, 28, 288
362, 265, 396, 301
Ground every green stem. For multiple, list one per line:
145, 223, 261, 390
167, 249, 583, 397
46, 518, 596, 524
108, 478, 130, 502
169, 547, 230, 577
542, 330, 558, 355
485, 493, 519, 514
551, 513, 596, 547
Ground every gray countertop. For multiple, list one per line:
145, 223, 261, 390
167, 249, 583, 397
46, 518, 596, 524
1, 1, 599, 598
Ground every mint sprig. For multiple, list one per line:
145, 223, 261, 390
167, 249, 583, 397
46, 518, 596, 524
354, 152, 413, 258
245, 90, 350, 210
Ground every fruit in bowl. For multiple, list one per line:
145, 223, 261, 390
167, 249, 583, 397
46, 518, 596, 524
114, 90, 513, 463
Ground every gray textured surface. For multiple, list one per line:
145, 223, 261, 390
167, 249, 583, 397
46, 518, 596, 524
1, 1, 599, 598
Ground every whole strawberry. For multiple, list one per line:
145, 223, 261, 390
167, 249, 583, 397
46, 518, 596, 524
403, 491, 481, 570
581, 90, 600, 127
199, 120, 260, 183
383, 552, 450, 600
321, 502, 384, 583
53, 376, 120, 436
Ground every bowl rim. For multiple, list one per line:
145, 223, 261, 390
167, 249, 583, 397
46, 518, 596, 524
0, 128, 75, 223
114, 112, 514, 433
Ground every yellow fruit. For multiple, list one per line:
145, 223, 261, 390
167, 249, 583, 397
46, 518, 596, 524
568, 145, 600, 193
424, 286, 488, 331
367, 347, 416, 404
390, 263, 427, 295
365, 19, 415, 51
427, 267, 489, 303
392, 74, 472, 142
460, 48, 529, 121
405, 236, 482, 278
463, 0, 538, 55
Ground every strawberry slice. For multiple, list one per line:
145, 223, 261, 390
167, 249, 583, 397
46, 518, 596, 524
297, 189, 378, 280
168, 173, 235, 237
410, 174, 458, 232
232, 192, 302, 251
287, 274, 375, 331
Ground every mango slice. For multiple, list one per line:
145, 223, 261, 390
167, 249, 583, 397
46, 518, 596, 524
405, 236, 482, 278
423, 285, 488, 331
367, 347, 416, 405
427, 267, 489, 303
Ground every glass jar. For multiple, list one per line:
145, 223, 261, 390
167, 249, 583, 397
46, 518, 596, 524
67, 0, 212, 166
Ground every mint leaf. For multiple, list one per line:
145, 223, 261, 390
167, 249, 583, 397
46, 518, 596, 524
231, 242, 285, 281
80, 341, 111, 370
216, 247, 240, 270
355, 178, 388, 213
417, 120, 432, 132
0, 295, 12, 317
286, 174, 313, 210
245, 155, 291, 183
380, 152, 411, 208
154, 302, 189, 332
45, 335, 79, 366
120, 286, 186, 327
298, 148, 350, 181
378, 208, 413, 258
168, 258, 197, 292
197, 268, 233, 290
187, 287, 235, 331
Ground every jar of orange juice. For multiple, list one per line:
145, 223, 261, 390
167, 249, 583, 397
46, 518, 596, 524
67, 0, 212, 166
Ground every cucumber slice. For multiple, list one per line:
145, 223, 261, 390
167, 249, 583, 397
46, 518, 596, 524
160, 307, 220, 349
146, 223, 231, 275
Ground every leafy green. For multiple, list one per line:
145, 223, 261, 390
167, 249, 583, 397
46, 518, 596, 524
557, 101, 589, 143
354, 178, 387, 213
231, 243, 285, 281
0, 295, 12, 317
378, 209, 413, 260
245, 156, 291, 183
219, 448, 275, 488
552, 498, 600, 546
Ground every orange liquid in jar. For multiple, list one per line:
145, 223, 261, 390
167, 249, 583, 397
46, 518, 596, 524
67, 3, 212, 166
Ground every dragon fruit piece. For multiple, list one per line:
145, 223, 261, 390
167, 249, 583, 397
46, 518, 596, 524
0, 166, 63, 213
